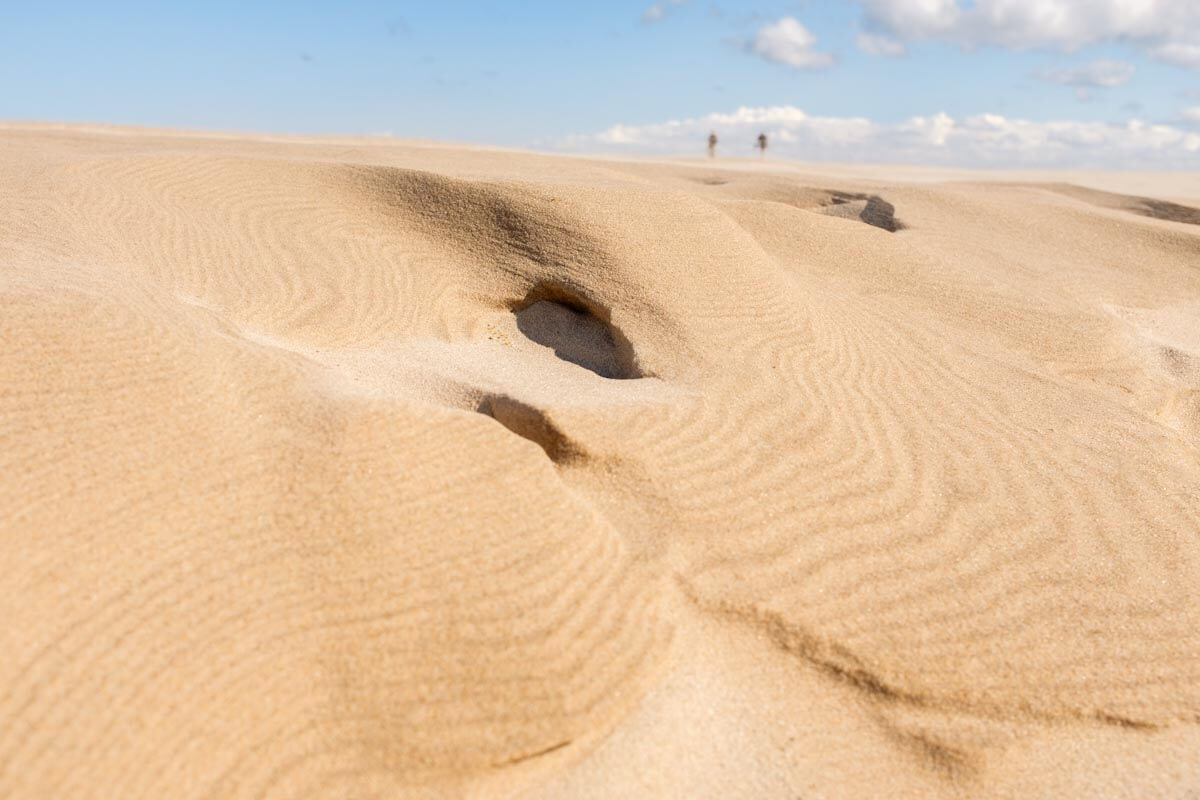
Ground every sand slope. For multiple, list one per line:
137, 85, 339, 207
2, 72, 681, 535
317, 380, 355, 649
1, 125, 1199, 798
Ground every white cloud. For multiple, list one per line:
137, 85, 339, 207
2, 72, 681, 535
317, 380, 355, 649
1038, 59, 1135, 89
901, 111, 956, 145
857, 32, 907, 56
641, 0, 687, 24
750, 18, 834, 69
1182, 106, 1200, 123
560, 105, 1200, 167
1154, 42, 1200, 69
642, 4, 665, 22
855, 0, 1200, 69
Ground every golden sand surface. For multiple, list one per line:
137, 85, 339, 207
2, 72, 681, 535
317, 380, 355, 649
1, 124, 1199, 798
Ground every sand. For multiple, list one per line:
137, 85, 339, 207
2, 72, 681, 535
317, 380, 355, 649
1, 123, 1198, 799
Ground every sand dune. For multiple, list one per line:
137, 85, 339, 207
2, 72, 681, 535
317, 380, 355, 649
1, 124, 1199, 798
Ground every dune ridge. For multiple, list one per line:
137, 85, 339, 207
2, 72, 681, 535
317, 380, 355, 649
1, 125, 1199, 798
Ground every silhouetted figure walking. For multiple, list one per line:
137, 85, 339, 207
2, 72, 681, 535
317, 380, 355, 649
756, 132, 768, 159
707, 131, 718, 158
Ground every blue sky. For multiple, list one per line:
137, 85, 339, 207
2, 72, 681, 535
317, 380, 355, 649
3, 1, 1200, 166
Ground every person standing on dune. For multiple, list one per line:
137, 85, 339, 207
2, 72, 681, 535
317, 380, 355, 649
756, 132, 768, 159
708, 131, 718, 159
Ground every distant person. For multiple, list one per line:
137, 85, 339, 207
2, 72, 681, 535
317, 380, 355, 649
707, 131, 718, 159
756, 132, 768, 159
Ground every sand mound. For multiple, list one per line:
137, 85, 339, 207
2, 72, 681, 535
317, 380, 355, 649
664, 170, 904, 230
1041, 183, 1200, 226
2, 125, 1199, 799
816, 191, 904, 231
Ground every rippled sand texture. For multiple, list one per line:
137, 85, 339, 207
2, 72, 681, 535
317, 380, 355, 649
2, 125, 1199, 799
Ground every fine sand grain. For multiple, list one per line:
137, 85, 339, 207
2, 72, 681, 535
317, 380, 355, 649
1, 124, 1199, 799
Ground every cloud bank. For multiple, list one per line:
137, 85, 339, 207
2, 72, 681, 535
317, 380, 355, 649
562, 105, 1200, 168
854, 0, 1200, 69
